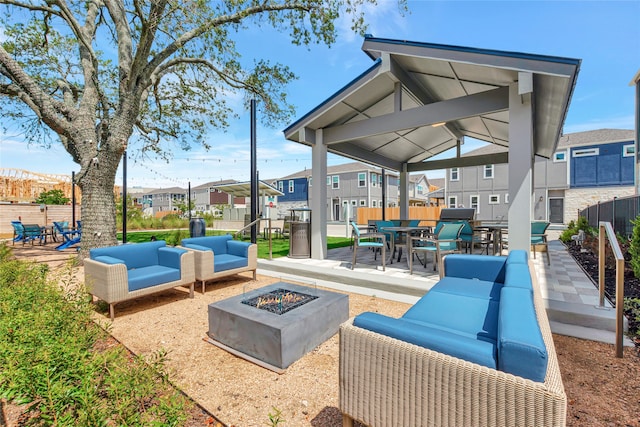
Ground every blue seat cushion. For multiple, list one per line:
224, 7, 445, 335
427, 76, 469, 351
403, 289, 499, 341
128, 265, 181, 292
498, 287, 548, 382
214, 254, 248, 272
354, 312, 497, 369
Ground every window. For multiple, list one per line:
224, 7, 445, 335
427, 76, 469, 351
332, 176, 339, 189
573, 148, 599, 157
504, 193, 509, 204
484, 164, 494, 179
308, 177, 312, 186
417, 185, 423, 195
450, 168, 459, 181
359, 200, 366, 206
278, 181, 283, 192
489, 194, 500, 204
351, 200, 357, 206
288, 180, 294, 193
372, 200, 377, 207
371, 173, 377, 187
623, 144, 635, 157
470, 195, 479, 212
448, 196, 457, 208
326, 177, 330, 186
358, 173, 366, 187
553, 151, 567, 162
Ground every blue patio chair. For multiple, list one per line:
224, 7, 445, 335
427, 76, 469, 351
501, 221, 550, 264
351, 221, 386, 271
409, 222, 464, 276
531, 221, 551, 265
375, 220, 400, 262
11, 220, 24, 245
22, 224, 45, 245
53, 221, 81, 250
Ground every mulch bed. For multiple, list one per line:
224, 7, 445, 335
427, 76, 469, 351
566, 240, 640, 345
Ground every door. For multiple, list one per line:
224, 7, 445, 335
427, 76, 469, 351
333, 201, 341, 221
549, 198, 564, 224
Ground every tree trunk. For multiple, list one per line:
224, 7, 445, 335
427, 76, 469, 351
76, 149, 121, 259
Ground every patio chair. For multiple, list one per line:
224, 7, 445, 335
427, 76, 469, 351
409, 222, 463, 276
501, 221, 550, 264
22, 224, 45, 245
375, 220, 400, 261
53, 221, 81, 250
11, 220, 24, 245
351, 221, 386, 271
531, 221, 551, 265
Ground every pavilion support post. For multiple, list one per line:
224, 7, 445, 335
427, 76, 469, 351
311, 129, 328, 259
400, 163, 409, 220
507, 76, 534, 252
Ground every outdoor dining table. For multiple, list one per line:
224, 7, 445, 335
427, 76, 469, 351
478, 222, 508, 255
378, 225, 433, 266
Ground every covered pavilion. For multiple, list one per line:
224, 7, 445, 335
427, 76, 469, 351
284, 35, 580, 259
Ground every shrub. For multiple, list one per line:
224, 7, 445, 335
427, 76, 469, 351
560, 216, 595, 243
628, 216, 640, 278
0, 256, 192, 425
165, 229, 189, 246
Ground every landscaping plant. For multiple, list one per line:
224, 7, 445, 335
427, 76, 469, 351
0, 243, 193, 426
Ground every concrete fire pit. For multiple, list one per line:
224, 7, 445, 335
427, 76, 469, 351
207, 282, 349, 372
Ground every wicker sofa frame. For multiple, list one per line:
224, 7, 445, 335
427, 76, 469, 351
339, 260, 566, 427
180, 238, 257, 294
84, 250, 195, 320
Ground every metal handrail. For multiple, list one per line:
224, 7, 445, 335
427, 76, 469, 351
598, 221, 624, 358
234, 217, 272, 260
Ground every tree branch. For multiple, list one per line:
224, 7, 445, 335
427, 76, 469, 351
0, 45, 76, 133
142, 2, 311, 90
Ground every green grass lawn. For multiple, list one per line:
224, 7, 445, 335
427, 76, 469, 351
117, 230, 352, 259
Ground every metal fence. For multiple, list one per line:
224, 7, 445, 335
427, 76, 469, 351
579, 195, 640, 237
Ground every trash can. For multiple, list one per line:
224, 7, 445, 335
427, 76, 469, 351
288, 208, 312, 258
189, 217, 206, 238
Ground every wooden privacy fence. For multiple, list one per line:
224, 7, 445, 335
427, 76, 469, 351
357, 206, 443, 226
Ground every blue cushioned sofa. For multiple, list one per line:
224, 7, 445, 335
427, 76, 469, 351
84, 241, 195, 320
181, 235, 257, 293
340, 250, 567, 427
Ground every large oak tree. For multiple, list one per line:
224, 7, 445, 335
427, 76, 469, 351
0, 0, 400, 256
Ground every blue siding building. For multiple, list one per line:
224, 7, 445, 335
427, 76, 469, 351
276, 177, 309, 202
570, 140, 635, 188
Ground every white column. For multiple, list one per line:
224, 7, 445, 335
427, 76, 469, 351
311, 129, 328, 259
508, 75, 534, 252
400, 163, 409, 220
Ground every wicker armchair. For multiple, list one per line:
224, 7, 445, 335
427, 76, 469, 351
339, 261, 566, 427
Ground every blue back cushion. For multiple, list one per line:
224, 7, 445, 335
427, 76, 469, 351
444, 254, 507, 283
182, 235, 232, 255
498, 287, 548, 382
504, 263, 533, 291
506, 250, 528, 264
90, 241, 165, 269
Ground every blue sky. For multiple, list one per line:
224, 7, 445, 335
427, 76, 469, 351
1, 0, 638, 188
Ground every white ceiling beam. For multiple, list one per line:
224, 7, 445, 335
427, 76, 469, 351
329, 143, 403, 171
323, 86, 509, 145
384, 55, 465, 139
407, 152, 509, 172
